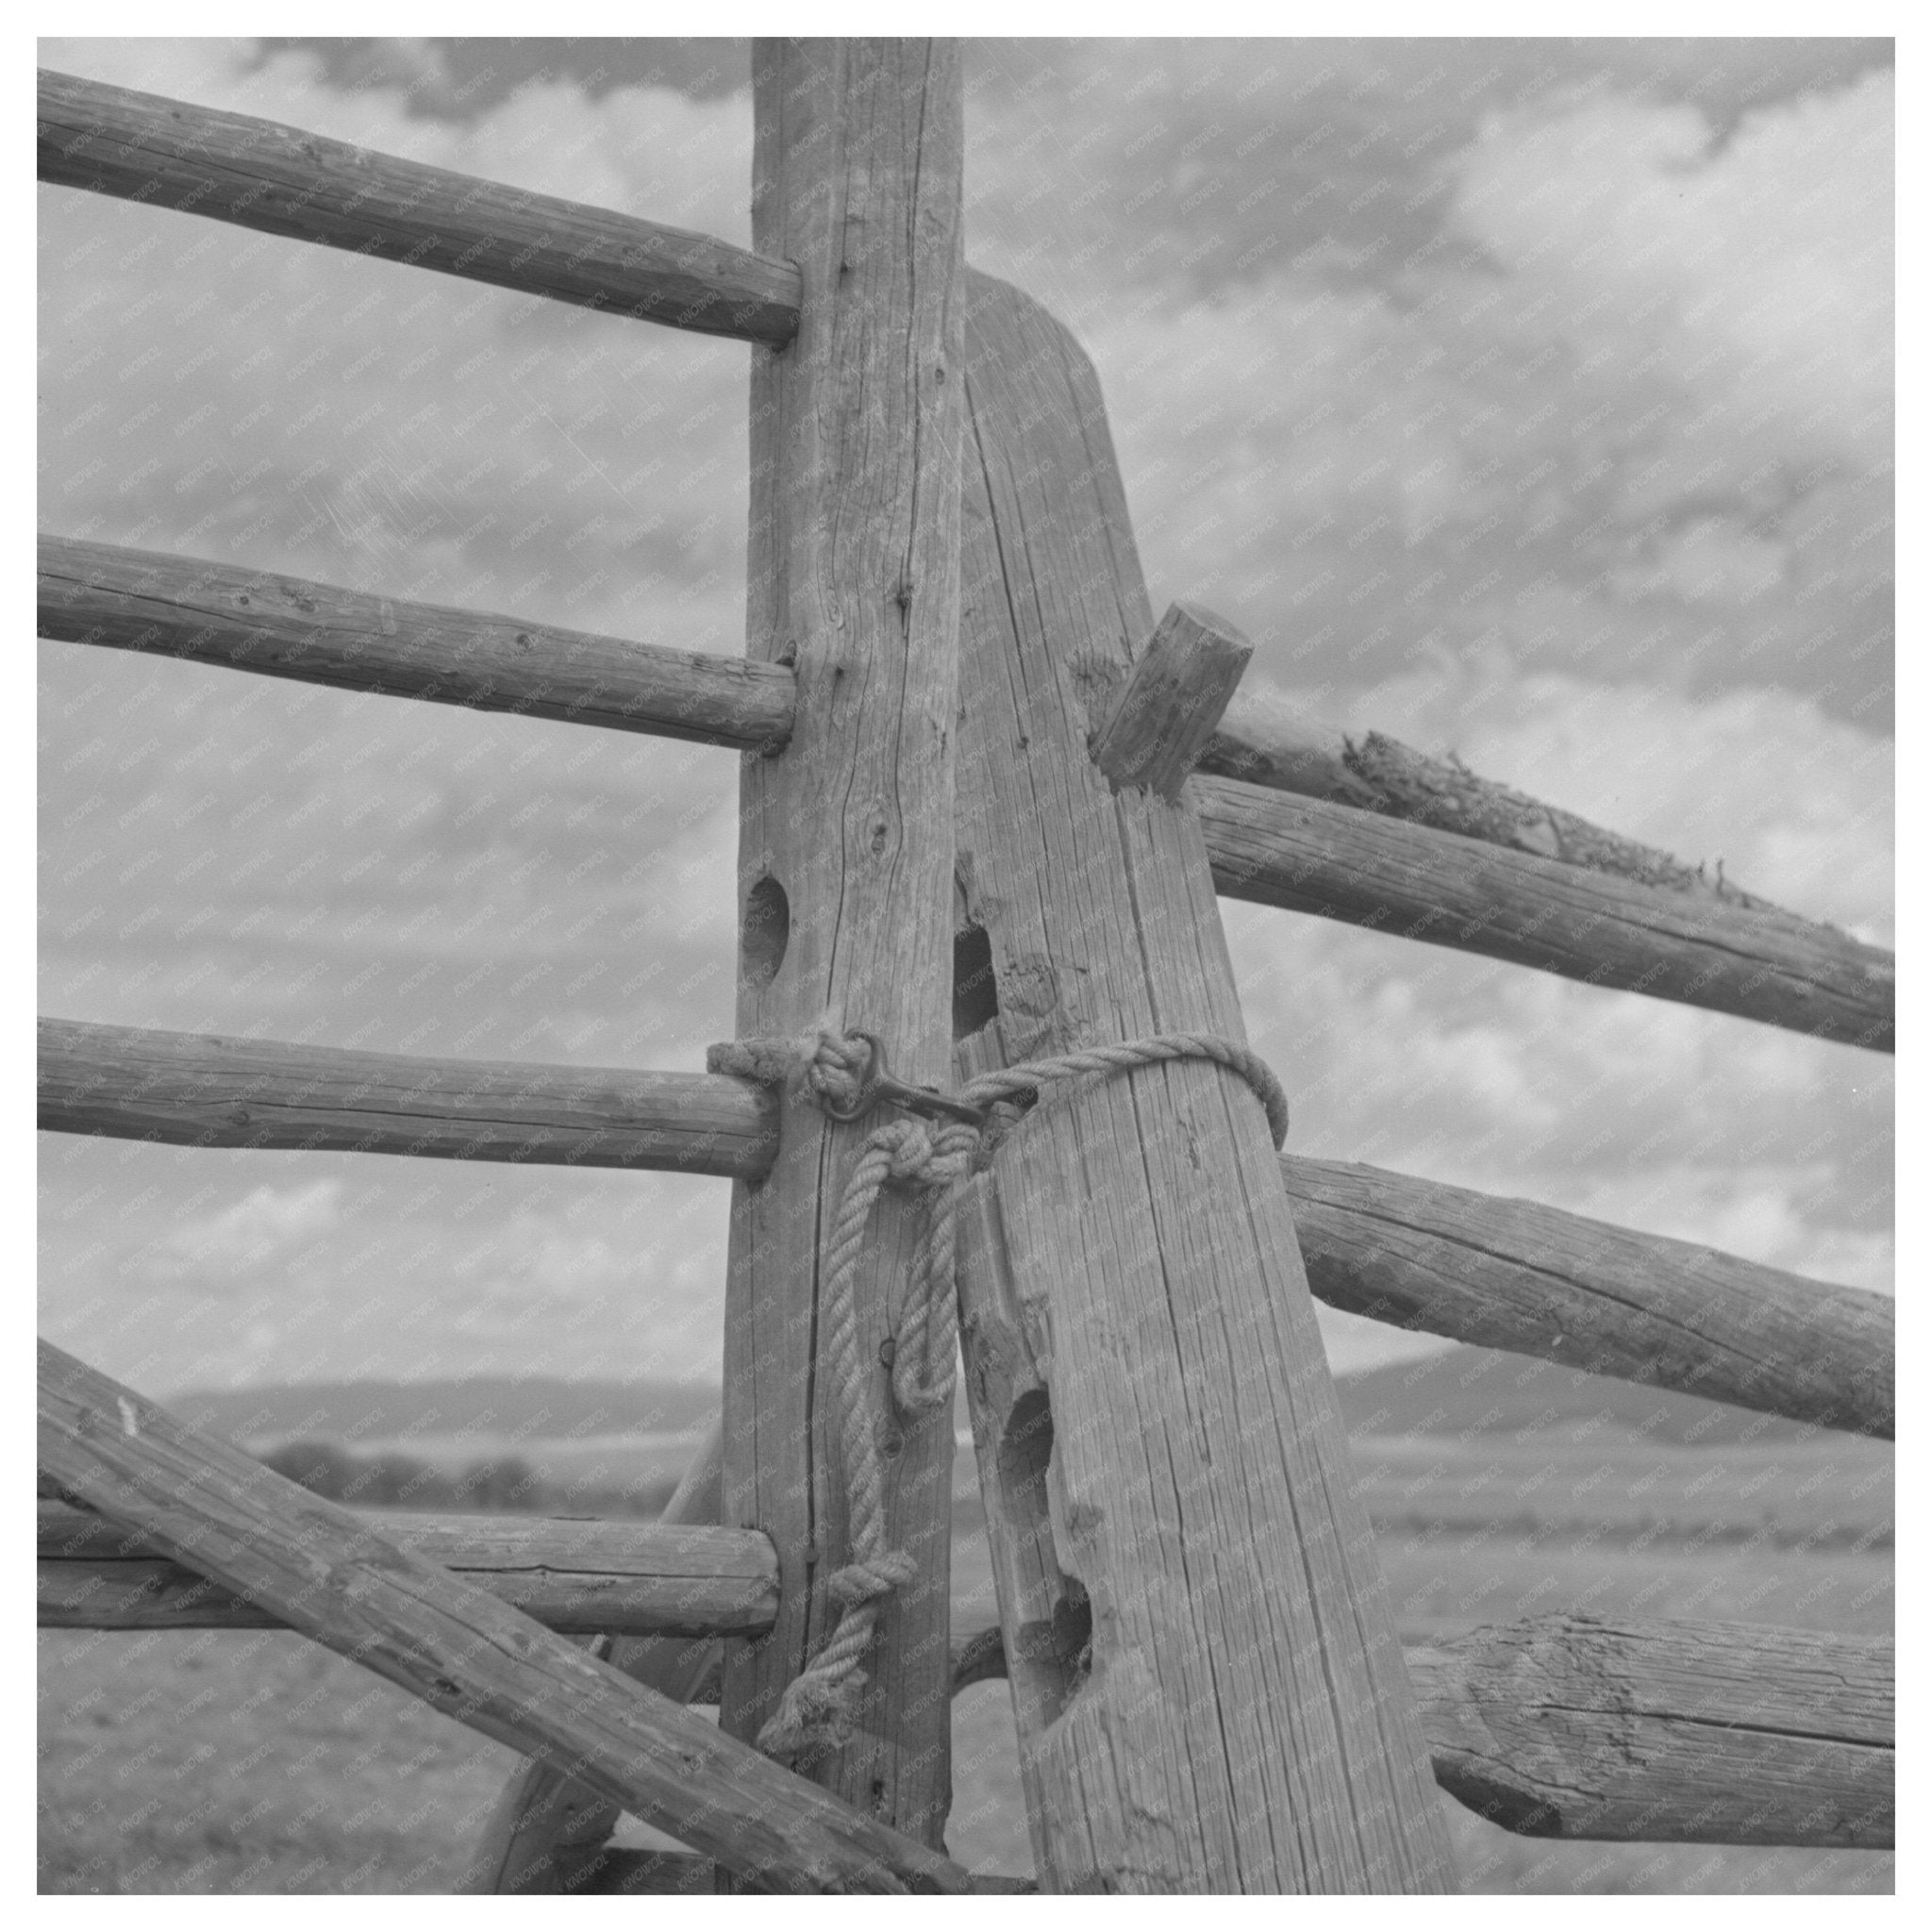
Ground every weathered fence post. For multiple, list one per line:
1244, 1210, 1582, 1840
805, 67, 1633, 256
949, 270, 1457, 1891
717, 38, 966, 1856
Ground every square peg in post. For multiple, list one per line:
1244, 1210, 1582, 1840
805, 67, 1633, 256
1090, 600, 1254, 802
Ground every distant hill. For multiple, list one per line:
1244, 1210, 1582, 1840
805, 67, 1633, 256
165, 1375, 718, 1446
168, 1340, 1835, 1453
1332, 1342, 1824, 1445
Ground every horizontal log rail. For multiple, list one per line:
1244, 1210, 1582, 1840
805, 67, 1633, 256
1410, 1615, 1893, 1850
34, 74, 1884, 1060
39, 1341, 976, 1893
26, 65, 1848, 959
38, 1499, 777, 1635
1204, 687, 1808, 917
42, 1020, 1882, 1436
1191, 774, 1893, 1052
39, 538, 795, 752
1284, 1157, 1893, 1439
37, 1018, 776, 1179
49, 1494, 1891, 1852
42, 559, 1887, 1057
952, 1615, 1892, 1850
38, 69, 801, 347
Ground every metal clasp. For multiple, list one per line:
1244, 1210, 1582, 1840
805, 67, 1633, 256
817, 1029, 985, 1129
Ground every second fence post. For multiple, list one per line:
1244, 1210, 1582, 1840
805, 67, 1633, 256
949, 271, 1457, 1892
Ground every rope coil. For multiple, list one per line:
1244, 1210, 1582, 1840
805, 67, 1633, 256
705, 1022, 1289, 1759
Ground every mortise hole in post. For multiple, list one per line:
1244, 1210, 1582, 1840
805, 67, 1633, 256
953, 924, 998, 1040
998, 1387, 1053, 1499
997, 1388, 1053, 1507
1050, 1581, 1094, 1700
741, 875, 790, 988
997, 1391, 1094, 1712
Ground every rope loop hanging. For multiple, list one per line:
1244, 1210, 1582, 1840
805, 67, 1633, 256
706, 1021, 1289, 1758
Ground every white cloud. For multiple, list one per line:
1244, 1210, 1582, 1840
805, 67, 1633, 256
1050, 69, 1893, 728
1442, 76, 1892, 701
1453, 76, 1892, 475
149, 1178, 342, 1281
1554, 1166, 1892, 1296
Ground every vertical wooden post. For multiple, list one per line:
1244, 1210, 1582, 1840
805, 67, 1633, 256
950, 270, 1456, 1892
720, 40, 966, 1855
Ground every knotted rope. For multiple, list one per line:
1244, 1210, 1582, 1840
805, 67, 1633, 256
706, 1023, 1289, 1759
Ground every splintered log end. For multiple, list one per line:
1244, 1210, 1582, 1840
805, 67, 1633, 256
1091, 601, 1252, 801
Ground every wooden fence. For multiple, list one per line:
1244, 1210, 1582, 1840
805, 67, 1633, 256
37, 43, 1891, 1893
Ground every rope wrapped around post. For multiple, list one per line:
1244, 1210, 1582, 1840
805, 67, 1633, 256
705, 1024, 1290, 1759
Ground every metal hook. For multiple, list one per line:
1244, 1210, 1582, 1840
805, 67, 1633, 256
817, 1029, 985, 1128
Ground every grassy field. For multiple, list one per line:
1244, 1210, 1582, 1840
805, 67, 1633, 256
41, 1418, 1891, 1894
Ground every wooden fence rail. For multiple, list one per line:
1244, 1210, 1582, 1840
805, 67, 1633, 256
27, 59, 1862, 929
1408, 1615, 1893, 1850
42, 1515, 1890, 1853
1205, 688, 1807, 915
58, 1468, 1889, 1855
1195, 773, 1893, 1051
36, 1018, 775, 1178
38, 538, 794, 752
42, 1018, 1880, 1437
952, 1615, 1892, 1851
38, 69, 801, 346
34, 65, 1886, 1061
38, 1341, 976, 1893
1284, 1157, 1894, 1439
38, 1499, 777, 1636
41, 536, 1892, 1050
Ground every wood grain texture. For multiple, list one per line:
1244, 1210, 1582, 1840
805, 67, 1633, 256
575, 1851, 1035, 1893
39, 1494, 774, 1635
37, 1018, 775, 1178
953, 1616, 1892, 1849
949, 268, 1454, 1892
39, 537, 795, 752
36, 1344, 975, 1893
465, 1421, 726, 1894
1407, 1615, 1892, 1848
1203, 691, 1815, 915
1194, 774, 1893, 1051
38, 68, 800, 345
1090, 601, 1252, 802
1283, 1156, 1894, 1439
720, 40, 966, 1856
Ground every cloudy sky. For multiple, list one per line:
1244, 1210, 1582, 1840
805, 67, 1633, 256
37, 36, 1893, 1398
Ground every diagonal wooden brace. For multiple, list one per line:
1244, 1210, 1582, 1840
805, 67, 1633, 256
459, 1421, 728, 1893
37, 1342, 974, 1894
